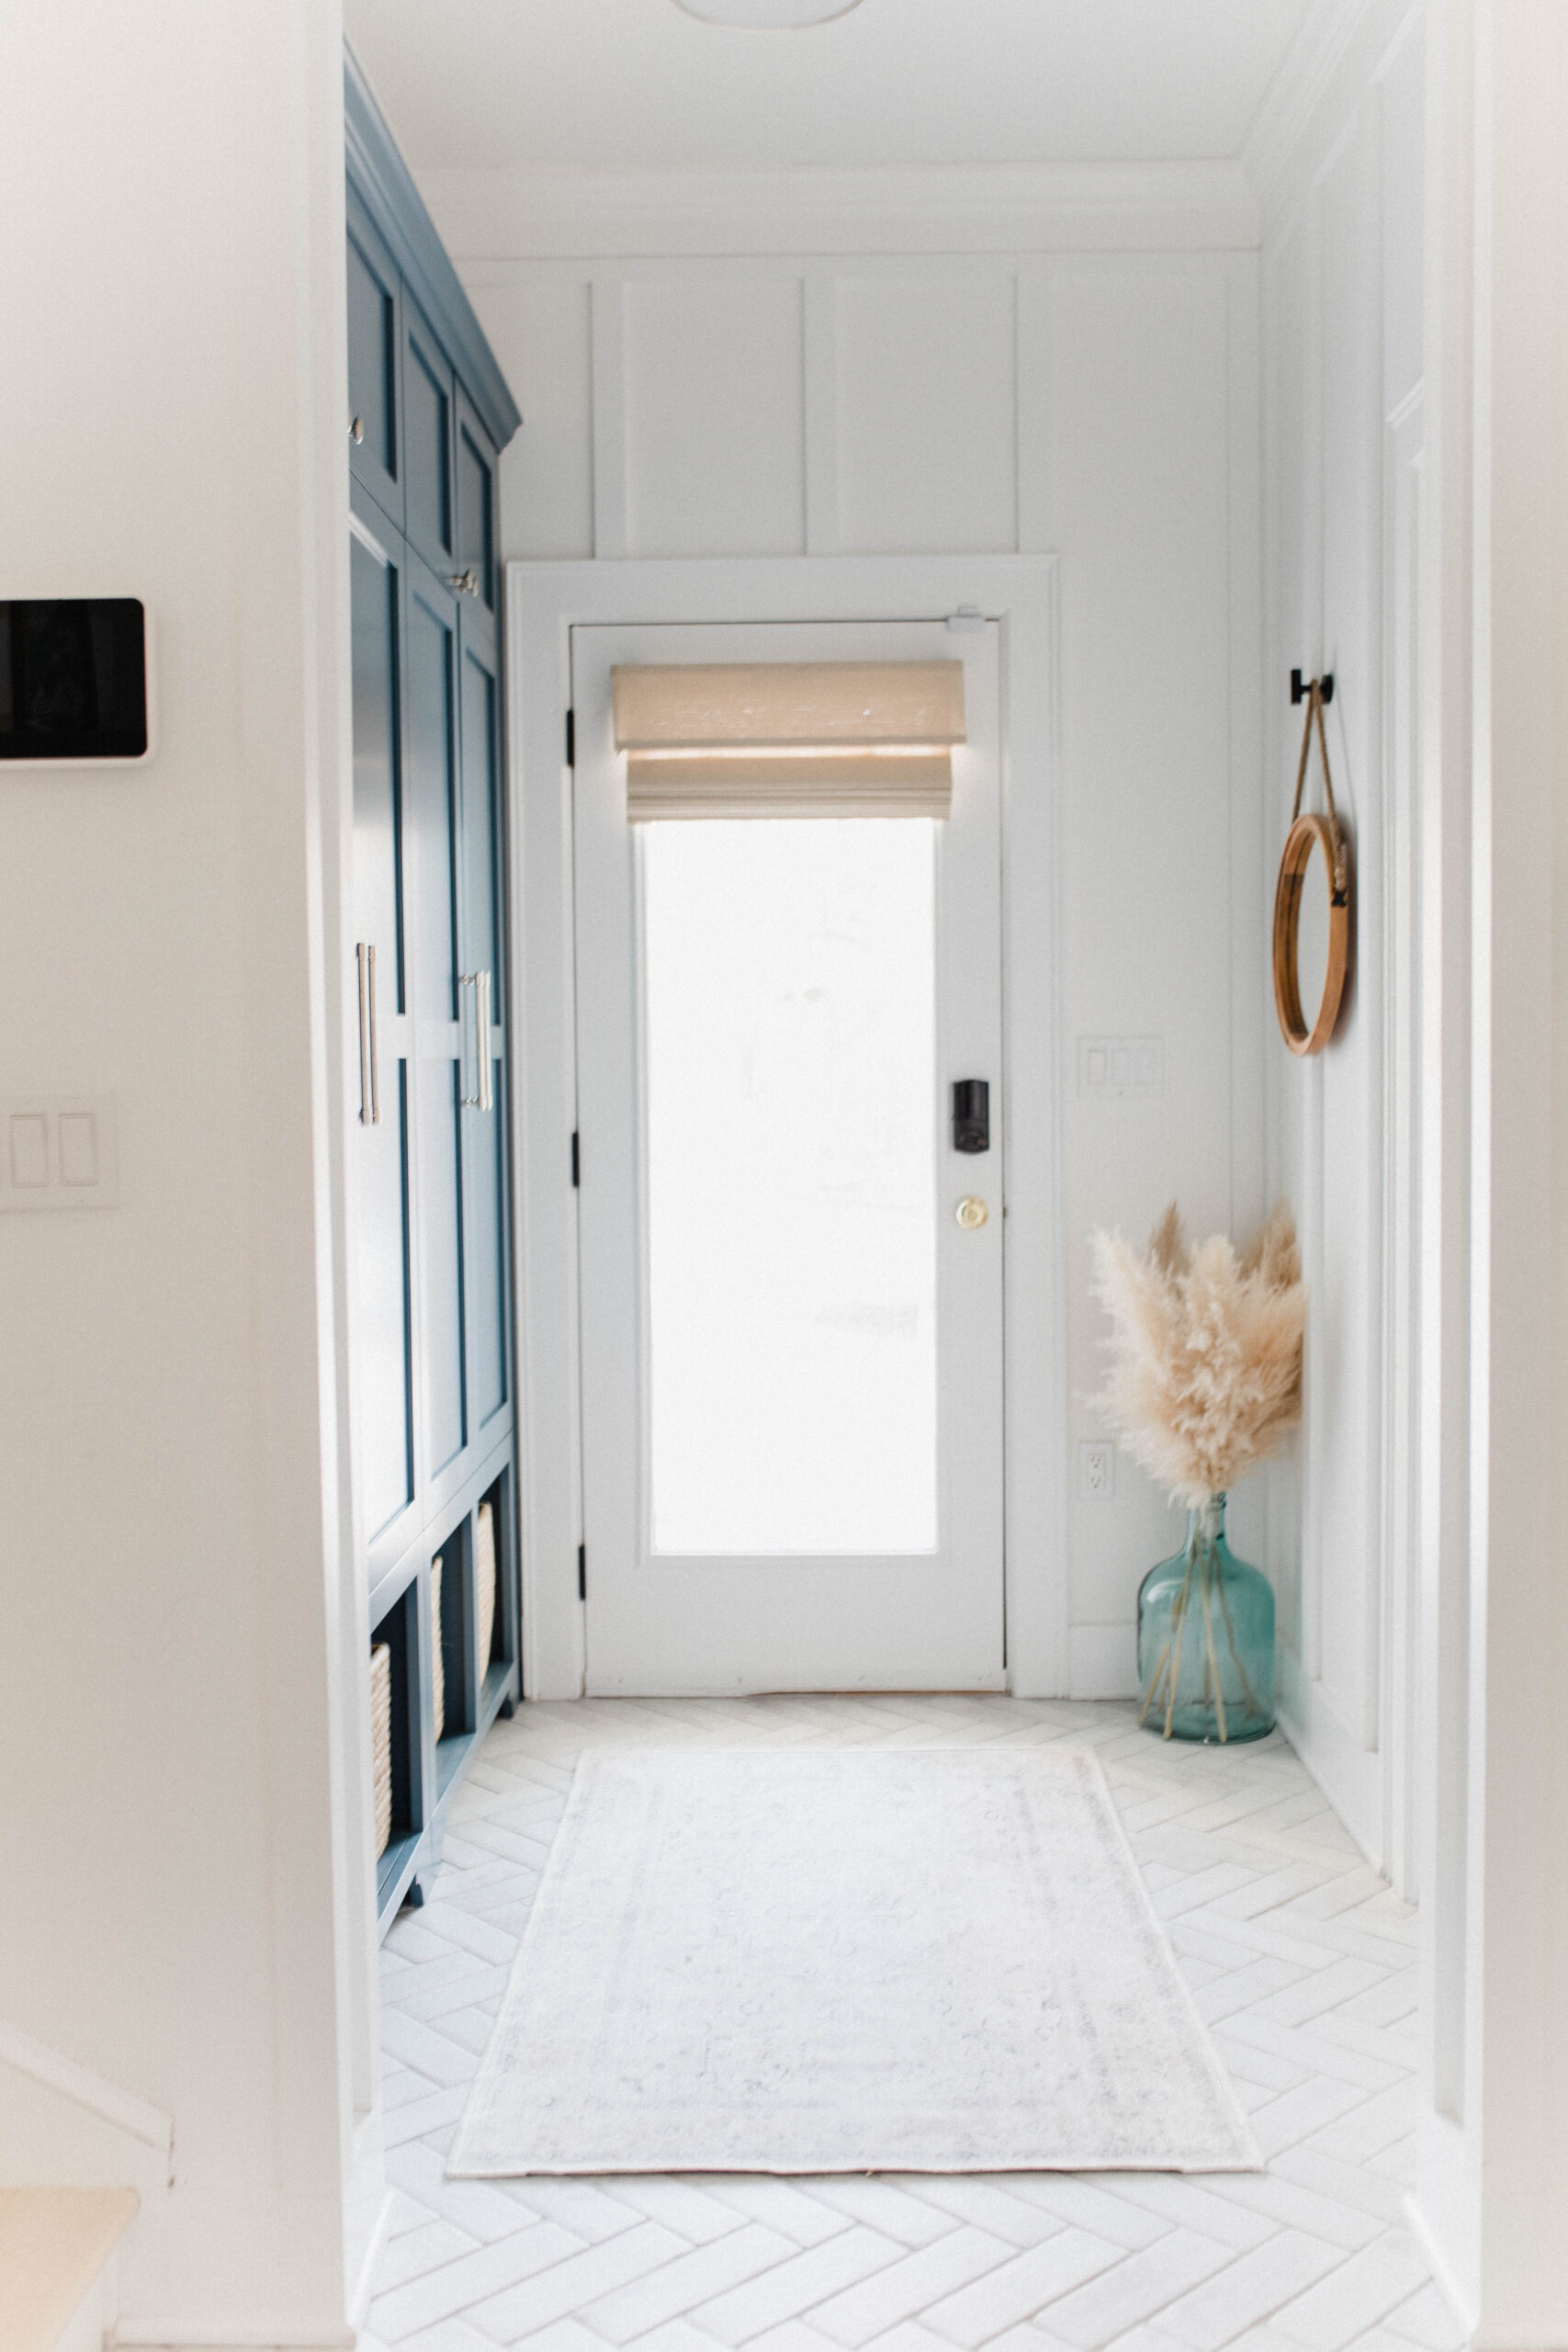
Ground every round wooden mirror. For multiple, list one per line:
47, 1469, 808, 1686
1273, 811, 1349, 1056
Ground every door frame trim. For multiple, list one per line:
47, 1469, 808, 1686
505, 556, 1066, 1700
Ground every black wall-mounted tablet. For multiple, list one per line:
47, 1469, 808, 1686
0, 600, 148, 761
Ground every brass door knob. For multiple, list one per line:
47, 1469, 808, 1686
955, 1196, 988, 1229
350, 414, 365, 444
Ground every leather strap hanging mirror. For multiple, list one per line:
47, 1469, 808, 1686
1273, 676, 1351, 1056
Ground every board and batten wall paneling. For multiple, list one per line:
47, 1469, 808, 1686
831, 273, 1018, 555
1048, 260, 1249, 1658
1265, 198, 1315, 1696
1317, 101, 1382, 1762
1258, 2, 1427, 1874
1269, 133, 1387, 1852
457, 243, 1260, 1697
619, 277, 807, 558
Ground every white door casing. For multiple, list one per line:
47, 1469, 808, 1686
504, 557, 1065, 1702
573, 618, 1004, 1694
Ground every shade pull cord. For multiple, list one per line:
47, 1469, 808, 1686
1290, 681, 1348, 899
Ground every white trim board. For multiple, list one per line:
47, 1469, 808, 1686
1244, 0, 1424, 237
1276, 1651, 1386, 1868
0, 2026, 172, 2168
1242, 0, 1381, 202
505, 556, 1066, 1702
422, 162, 1259, 265
0, 2025, 175, 2352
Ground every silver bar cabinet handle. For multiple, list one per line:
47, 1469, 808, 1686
367, 943, 380, 1125
459, 974, 480, 1108
356, 943, 379, 1126
478, 969, 493, 1113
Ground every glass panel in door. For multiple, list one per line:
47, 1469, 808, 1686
643, 819, 938, 1555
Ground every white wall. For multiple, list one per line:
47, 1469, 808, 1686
1258, 0, 1568, 2335
1255, 0, 1429, 1872
414, 171, 1267, 1695
0, 6, 372, 2344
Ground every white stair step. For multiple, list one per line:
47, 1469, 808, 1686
0, 2188, 138, 2352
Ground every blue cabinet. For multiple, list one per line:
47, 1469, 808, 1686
345, 46, 523, 1933
347, 190, 401, 522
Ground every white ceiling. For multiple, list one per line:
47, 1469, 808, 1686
344, 0, 1319, 176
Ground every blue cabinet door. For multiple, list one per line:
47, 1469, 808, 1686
457, 616, 511, 1451
454, 388, 498, 628
347, 173, 515, 1679
346, 188, 401, 525
402, 295, 456, 584
349, 510, 417, 1553
404, 557, 468, 1488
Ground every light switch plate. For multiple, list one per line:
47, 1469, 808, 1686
1078, 1036, 1164, 1099
0, 1095, 119, 1210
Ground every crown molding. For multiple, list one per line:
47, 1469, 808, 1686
1241, 0, 1382, 206
414, 160, 1260, 263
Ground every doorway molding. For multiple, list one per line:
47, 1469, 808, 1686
505, 556, 1065, 1700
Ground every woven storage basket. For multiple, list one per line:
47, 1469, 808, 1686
430, 1555, 446, 1744
370, 1642, 392, 1859
476, 1499, 497, 1679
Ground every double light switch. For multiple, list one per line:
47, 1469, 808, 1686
0, 1095, 118, 1210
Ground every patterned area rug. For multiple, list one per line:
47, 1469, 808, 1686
448, 1745, 1258, 2177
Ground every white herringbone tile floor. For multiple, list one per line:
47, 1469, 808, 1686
363, 1699, 1460, 2352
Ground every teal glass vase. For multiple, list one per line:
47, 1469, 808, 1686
1136, 1495, 1275, 1742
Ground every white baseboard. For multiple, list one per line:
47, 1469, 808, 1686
116, 2338, 355, 2349
1404, 2188, 1476, 2346
1275, 1647, 1384, 1871
347, 2187, 393, 2332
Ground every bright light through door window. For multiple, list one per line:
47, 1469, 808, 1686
642, 820, 939, 1555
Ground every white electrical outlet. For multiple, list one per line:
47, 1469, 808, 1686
1079, 1440, 1115, 1498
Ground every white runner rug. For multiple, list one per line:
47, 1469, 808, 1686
448, 1745, 1259, 2176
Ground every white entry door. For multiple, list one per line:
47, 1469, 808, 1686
572, 619, 1004, 1694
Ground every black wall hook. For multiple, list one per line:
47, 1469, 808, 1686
1291, 669, 1335, 705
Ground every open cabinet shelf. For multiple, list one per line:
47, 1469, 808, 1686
370, 1451, 521, 1939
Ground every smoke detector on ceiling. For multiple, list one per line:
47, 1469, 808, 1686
672, 0, 863, 25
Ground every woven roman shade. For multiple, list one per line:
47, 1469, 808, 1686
611, 661, 964, 820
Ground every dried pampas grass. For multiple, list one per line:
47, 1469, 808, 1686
1092, 1204, 1304, 1508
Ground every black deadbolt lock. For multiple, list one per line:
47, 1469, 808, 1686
953, 1079, 990, 1154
